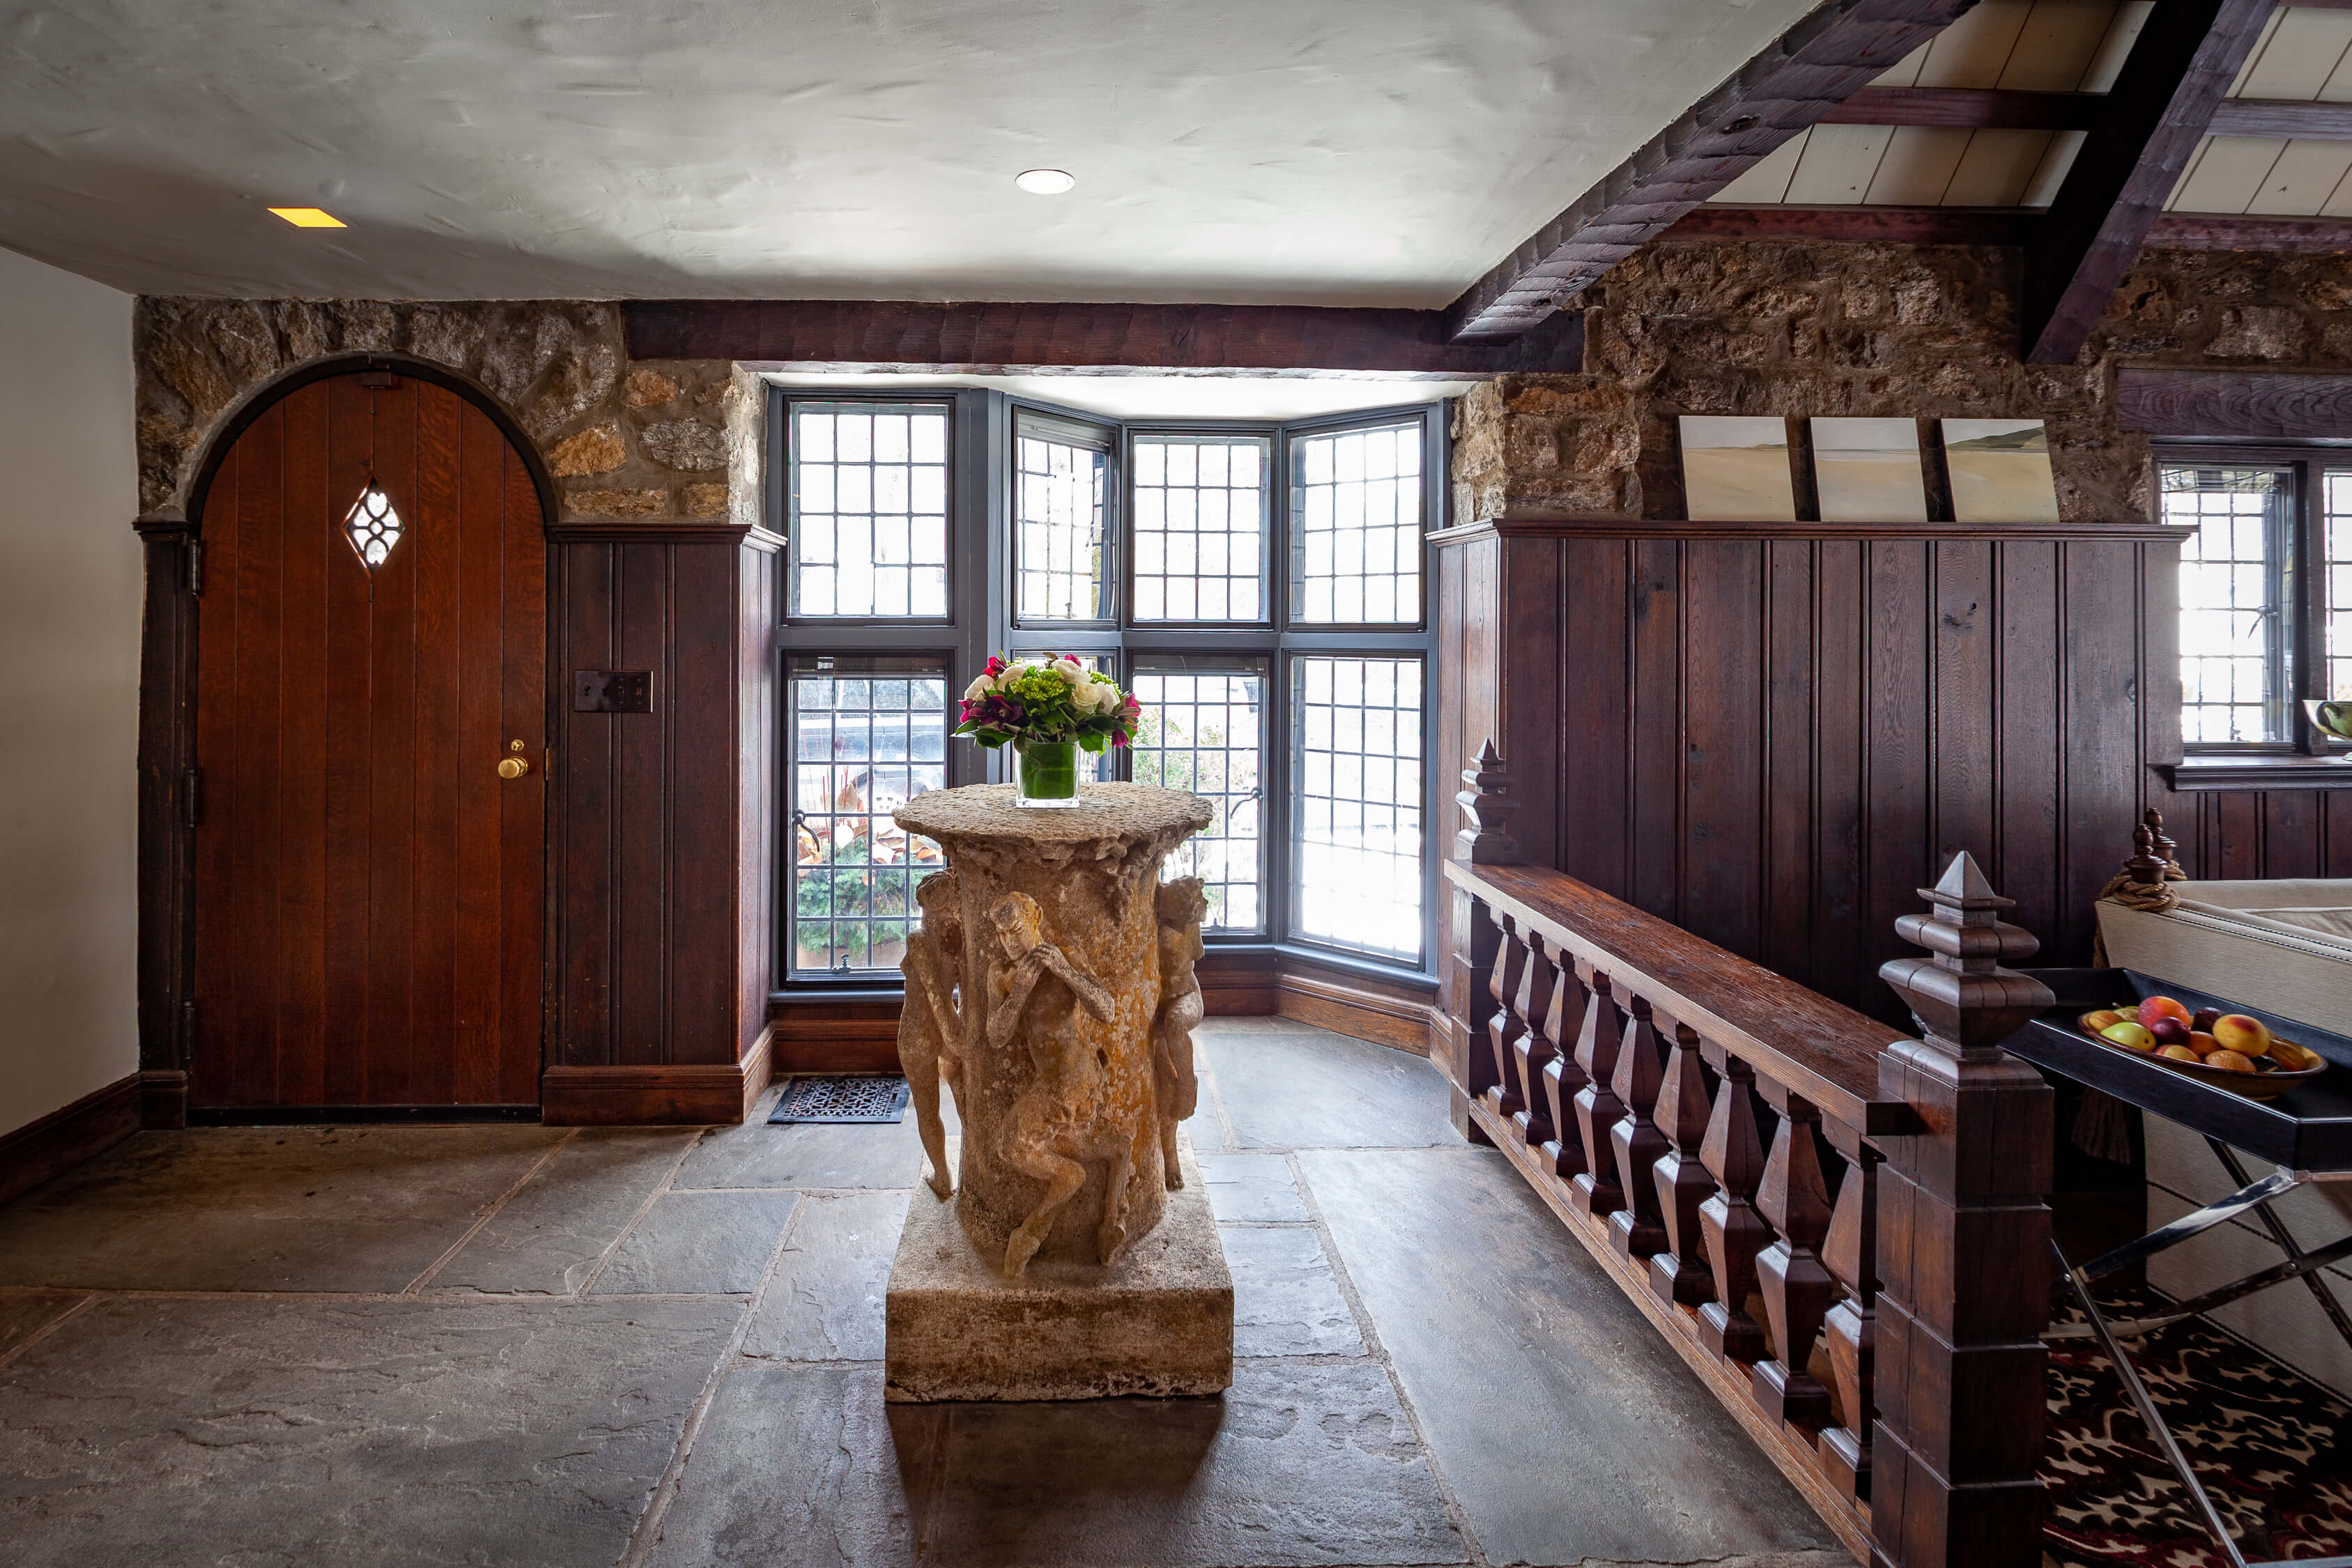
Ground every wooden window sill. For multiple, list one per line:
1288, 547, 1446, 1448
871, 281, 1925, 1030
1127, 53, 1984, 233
2158, 754, 2352, 790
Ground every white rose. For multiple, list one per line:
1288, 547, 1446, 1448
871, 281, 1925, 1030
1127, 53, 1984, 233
1091, 681, 1122, 712
963, 675, 993, 701
1052, 656, 1087, 684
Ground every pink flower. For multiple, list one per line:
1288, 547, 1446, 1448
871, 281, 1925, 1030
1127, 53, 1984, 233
984, 655, 1006, 677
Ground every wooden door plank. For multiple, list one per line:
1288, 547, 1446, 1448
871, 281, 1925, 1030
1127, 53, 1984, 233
409, 383, 463, 1105
275, 383, 332, 1107
452, 394, 506, 1105
497, 439, 547, 1105
320, 377, 376, 1107
229, 402, 285, 1107
364, 376, 420, 1104
192, 426, 242, 1107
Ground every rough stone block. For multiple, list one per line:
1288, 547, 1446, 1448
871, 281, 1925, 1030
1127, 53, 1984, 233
884, 1136, 1231, 1402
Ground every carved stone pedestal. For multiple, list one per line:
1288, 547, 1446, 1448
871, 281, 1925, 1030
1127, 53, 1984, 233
884, 782, 1229, 1401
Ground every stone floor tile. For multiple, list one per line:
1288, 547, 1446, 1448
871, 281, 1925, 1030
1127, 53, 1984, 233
920, 1360, 1468, 1566
677, 1116, 927, 1191
1301, 1146, 1840, 1567
0, 1125, 567, 1292
1222, 1225, 1365, 1358
594, 1189, 802, 1295
1201, 1030, 1456, 1151
744, 1189, 912, 1361
0, 1295, 743, 1568
431, 1128, 698, 1295
1197, 1152, 1310, 1222
640, 1363, 928, 1568
0, 1293, 84, 1360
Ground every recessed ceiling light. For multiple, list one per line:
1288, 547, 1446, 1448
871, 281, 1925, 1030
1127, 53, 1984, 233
269, 206, 346, 228
1014, 169, 1075, 196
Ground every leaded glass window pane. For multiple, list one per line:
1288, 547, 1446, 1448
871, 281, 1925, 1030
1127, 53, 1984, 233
1132, 660, 1266, 934
2162, 465, 2291, 744
1291, 656, 1422, 961
1130, 434, 1268, 624
344, 482, 403, 570
791, 403, 950, 618
790, 654, 947, 975
1291, 422, 1422, 625
2324, 470, 2352, 703
1015, 425, 1110, 622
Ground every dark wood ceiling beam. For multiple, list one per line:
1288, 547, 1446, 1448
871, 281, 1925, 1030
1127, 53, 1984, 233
1442, 0, 1984, 344
2021, 0, 2277, 365
1666, 203, 2352, 253
1824, 85, 2352, 139
620, 300, 1586, 377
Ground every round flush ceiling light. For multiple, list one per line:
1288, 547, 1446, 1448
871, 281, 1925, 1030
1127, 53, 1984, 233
1015, 168, 1076, 195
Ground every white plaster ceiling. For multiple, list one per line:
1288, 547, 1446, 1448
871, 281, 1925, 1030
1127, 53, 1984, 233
0, 0, 1819, 305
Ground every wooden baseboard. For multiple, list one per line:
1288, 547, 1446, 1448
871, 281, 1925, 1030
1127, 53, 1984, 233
139, 1068, 188, 1129
770, 996, 904, 1075
1200, 949, 1279, 1015
541, 1029, 772, 1126
1275, 964, 1439, 1055
0, 1073, 143, 1207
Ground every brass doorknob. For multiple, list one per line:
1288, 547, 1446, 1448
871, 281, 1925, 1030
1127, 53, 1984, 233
498, 756, 530, 780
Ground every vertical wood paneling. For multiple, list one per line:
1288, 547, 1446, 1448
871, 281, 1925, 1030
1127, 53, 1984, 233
1864, 542, 1932, 1002
1932, 542, 1997, 866
558, 544, 615, 1069
1682, 542, 1764, 959
2060, 542, 2146, 972
737, 538, 781, 1063
1560, 540, 1632, 900
1813, 542, 1869, 1010
669, 545, 739, 1065
1762, 540, 1817, 990
1630, 540, 1682, 923
614, 542, 670, 1065
1994, 541, 2065, 971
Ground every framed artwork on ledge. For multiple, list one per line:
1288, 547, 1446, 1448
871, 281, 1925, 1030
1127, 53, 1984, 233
1810, 417, 1928, 522
1941, 417, 2061, 523
1678, 415, 1796, 521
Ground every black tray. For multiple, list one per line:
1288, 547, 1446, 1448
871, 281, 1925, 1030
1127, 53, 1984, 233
2009, 968, 2352, 1171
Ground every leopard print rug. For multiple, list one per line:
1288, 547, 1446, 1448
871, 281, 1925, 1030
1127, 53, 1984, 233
2043, 1290, 2352, 1565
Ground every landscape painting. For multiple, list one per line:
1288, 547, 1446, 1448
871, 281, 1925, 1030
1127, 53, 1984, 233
1680, 415, 1796, 521
1810, 417, 1928, 522
1941, 418, 2060, 523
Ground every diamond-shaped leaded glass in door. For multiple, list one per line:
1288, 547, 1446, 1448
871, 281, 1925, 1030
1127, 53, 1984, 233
344, 481, 404, 569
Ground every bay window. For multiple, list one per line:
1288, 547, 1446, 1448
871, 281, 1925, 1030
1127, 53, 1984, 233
772, 387, 1443, 983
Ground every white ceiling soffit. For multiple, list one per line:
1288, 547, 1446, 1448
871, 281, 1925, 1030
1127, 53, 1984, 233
760, 371, 1473, 423
0, 0, 1821, 304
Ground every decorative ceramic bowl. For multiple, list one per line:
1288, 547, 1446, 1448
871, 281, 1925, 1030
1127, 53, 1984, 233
2303, 698, 2352, 743
2076, 1012, 2329, 1101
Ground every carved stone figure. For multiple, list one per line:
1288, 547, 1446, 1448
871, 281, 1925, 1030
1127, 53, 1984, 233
1152, 877, 1208, 1188
891, 784, 1213, 1279
897, 870, 964, 1200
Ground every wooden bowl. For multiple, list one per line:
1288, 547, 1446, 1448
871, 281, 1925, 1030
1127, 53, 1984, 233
2076, 1013, 2329, 1101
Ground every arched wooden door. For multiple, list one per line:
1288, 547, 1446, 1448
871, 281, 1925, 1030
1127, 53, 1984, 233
191, 371, 546, 1111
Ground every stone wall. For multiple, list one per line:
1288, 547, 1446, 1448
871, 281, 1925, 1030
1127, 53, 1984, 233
134, 299, 749, 526
1452, 242, 2352, 526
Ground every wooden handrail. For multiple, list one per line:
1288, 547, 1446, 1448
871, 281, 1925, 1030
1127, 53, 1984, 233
1446, 859, 1915, 1137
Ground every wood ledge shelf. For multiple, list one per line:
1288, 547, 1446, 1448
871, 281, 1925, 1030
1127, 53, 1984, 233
2158, 755, 2352, 791
1431, 516, 2192, 545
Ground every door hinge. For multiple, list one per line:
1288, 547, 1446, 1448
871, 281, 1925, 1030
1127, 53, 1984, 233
185, 539, 203, 595
178, 999, 197, 1070
183, 767, 201, 829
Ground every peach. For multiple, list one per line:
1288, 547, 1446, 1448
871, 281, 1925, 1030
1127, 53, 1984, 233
2102, 1022, 2158, 1052
2211, 1014, 2272, 1056
2188, 1031, 2220, 1056
2205, 1050, 2259, 1075
2160, 1044, 2203, 1061
2139, 996, 2194, 1029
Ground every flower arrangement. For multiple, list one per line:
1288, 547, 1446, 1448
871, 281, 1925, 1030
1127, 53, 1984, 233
954, 654, 1141, 755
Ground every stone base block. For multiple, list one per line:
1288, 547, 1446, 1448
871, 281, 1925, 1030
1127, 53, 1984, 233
884, 1135, 1233, 1402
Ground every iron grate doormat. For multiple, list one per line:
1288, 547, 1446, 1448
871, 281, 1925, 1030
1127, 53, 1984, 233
768, 1075, 911, 1125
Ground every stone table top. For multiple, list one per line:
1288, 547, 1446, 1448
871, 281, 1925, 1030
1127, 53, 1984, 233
894, 783, 1213, 846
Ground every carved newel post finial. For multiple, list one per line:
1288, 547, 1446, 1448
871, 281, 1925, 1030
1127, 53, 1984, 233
1879, 852, 2054, 1059
1455, 740, 1521, 866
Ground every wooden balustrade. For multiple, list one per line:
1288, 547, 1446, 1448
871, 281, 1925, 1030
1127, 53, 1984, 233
1440, 751, 2054, 1568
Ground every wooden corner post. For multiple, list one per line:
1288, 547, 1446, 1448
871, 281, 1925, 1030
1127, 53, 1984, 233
1870, 854, 2056, 1568
1445, 741, 1520, 1142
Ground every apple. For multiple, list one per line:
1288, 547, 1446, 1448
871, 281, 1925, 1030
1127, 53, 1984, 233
2205, 1049, 2259, 1075
2212, 1014, 2273, 1056
2192, 1006, 2222, 1033
2140, 996, 2194, 1029
2102, 1021, 2158, 1052
2160, 1044, 2203, 1061
2151, 1018, 2192, 1047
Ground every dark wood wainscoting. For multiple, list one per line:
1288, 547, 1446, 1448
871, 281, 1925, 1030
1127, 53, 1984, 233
0, 1074, 141, 1208
549, 523, 779, 1123
1433, 517, 2277, 1028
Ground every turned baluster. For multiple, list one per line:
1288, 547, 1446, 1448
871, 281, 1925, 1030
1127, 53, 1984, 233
1452, 889, 1503, 1110
1697, 1052, 1771, 1362
1538, 951, 1590, 1181
1648, 1022, 1719, 1307
1606, 996, 1671, 1258
1484, 908, 1526, 1119
1509, 928, 1557, 1146
1819, 1133, 1880, 1503
1751, 1089, 1838, 1429
1569, 971, 1627, 1218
